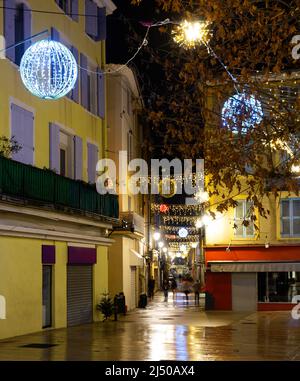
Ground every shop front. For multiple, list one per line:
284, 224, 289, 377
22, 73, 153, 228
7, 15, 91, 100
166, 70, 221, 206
205, 245, 300, 311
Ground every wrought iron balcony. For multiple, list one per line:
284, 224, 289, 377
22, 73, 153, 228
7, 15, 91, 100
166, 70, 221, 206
0, 156, 119, 221
119, 211, 145, 236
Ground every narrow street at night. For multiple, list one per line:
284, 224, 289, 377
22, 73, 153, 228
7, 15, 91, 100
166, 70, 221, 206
1, 0, 300, 374
0, 293, 300, 361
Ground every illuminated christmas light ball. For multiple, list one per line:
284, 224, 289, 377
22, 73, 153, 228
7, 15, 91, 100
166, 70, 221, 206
178, 227, 188, 238
20, 39, 78, 100
222, 92, 263, 133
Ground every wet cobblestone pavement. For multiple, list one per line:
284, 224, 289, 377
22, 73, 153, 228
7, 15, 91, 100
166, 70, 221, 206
0, 292, 300, 361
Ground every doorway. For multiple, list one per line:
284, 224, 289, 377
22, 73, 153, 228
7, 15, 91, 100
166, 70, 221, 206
42, 265, 52, 328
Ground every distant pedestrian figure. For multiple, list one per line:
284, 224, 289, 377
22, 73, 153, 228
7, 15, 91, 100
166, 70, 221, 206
182, 280, 191, 303
170, 278, 177, 300
193, 280, 201, 305
148, 277, 155, 301
163, 279, 169, 302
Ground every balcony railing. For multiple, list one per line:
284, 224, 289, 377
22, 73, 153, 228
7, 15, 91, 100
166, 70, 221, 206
120, 211, 145, 235
0, 156, 119, 220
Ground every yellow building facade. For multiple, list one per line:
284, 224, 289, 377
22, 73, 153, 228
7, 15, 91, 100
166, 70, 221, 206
106, 65, 146, 311
204, 76, 300, 312
0, 0, 118, 340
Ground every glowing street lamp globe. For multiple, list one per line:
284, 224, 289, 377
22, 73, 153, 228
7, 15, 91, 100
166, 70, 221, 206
20, 39, 78, 100
158, 241, 164, 249
153, 232, 161, 241
222, 92, 263, 134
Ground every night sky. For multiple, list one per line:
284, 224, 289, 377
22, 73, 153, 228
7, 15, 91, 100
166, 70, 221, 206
106, 0, 172, 103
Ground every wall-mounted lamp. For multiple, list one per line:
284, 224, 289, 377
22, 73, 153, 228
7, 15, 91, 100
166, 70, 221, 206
265, 235, 269, 249
226, 241, 231, 252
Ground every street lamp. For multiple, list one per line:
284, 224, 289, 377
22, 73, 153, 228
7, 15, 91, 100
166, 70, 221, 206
153, 231, 161, 241
158, 241, 164, 249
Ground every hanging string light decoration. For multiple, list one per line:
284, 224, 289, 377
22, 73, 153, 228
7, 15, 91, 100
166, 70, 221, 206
222, 92, 263, 133
158, 178, 177, 198
159, 204, 169, 213
151, 203, 202, 215
20, 40, 78, 100
159, 225, 199, 234
178, 227, 189, 238
173, 20, 211, 49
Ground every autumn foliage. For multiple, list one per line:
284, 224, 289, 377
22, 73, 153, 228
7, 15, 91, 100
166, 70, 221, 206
131, 0, 300, 218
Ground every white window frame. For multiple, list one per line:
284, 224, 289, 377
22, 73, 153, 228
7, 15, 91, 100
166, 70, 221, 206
234, 200, 255, 238
281, 198, 300, 237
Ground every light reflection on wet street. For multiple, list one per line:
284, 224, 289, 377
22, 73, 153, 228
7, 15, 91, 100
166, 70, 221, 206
0, 292, 300, 361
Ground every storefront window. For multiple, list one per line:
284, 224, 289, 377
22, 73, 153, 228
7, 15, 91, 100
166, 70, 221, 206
258, 272, 300, 302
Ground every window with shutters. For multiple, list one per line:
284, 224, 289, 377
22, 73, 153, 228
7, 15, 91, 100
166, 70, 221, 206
57, 0, 68, 13
4, 1, 31, 65
11, 103, 34, 165
80, 53, 104, 117
87, 142, 98, 184
85, 0, 106, 41
87, 61, 97, 115
49, 124, 82, 179
127, 131, 133, 164
55, 0, 78, 21
59, 131, 73, 178
233, 200, 255, 238
281, 199, 300, 237
15, 4, 24, 65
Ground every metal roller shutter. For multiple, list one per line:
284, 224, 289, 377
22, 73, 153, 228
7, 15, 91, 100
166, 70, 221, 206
67, 265, 93, 326
232, 273, 257, 311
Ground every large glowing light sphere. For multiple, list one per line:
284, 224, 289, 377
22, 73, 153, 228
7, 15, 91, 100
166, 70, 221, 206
20, 39, 78, 100
222, 93, 263, 134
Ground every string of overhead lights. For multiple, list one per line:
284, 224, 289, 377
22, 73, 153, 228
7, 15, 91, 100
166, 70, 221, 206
0, 3, 174, 78
151, 204, 203, 214
162, 215, 201, 224
159, 225, 199, 233
4, 2, 299, 106
165, 234, 199, 241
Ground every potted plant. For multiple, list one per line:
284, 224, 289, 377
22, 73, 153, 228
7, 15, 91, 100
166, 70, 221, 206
96, 292, 114, 321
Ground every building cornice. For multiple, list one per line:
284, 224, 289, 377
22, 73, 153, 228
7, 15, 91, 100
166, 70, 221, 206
0, 224, 114, 246
0, 203, 113, 230
96, 0, 117, 15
